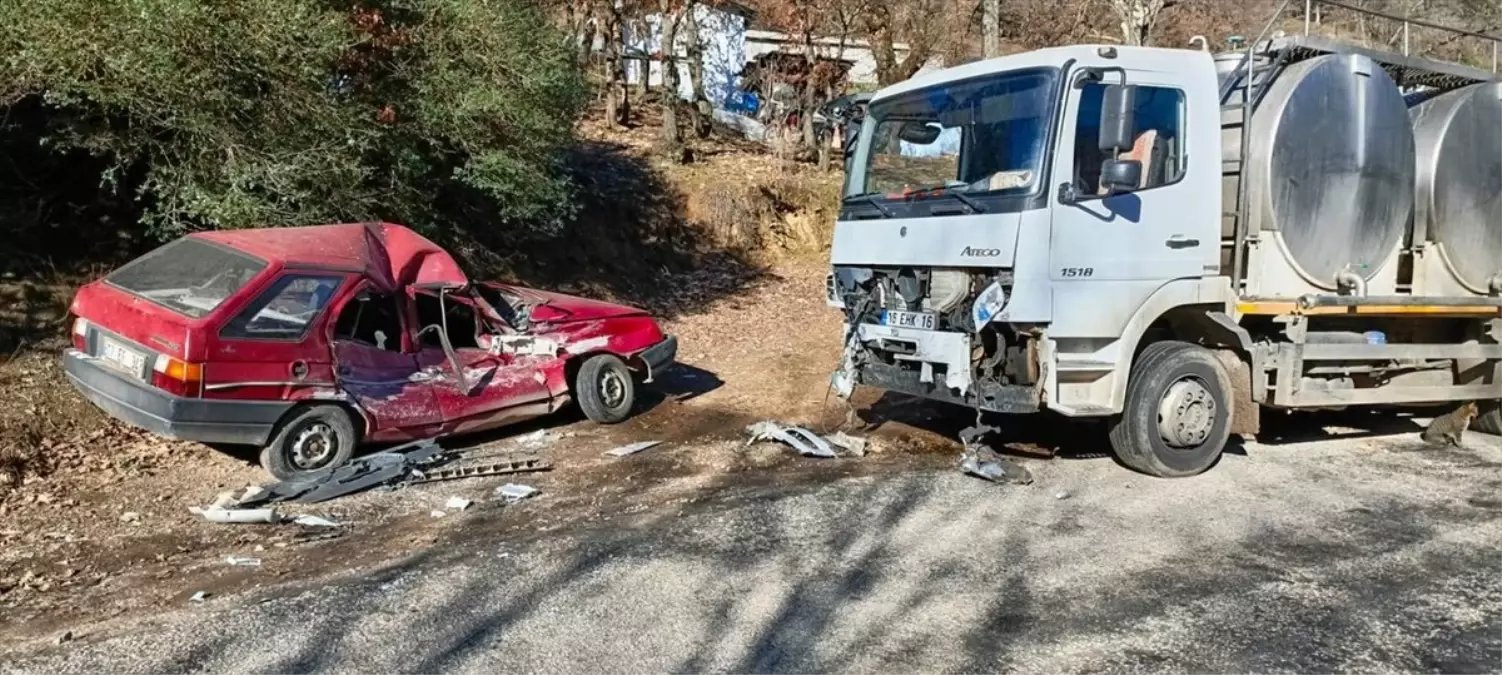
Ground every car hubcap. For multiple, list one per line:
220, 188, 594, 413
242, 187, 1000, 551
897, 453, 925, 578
292, 423, 337, 470
600, 370, 627, 409
1157, 377, 1216, 449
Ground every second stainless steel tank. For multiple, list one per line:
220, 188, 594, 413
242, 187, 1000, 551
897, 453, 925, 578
1224, 53, 1416, 286
1411, 82, 1502, 294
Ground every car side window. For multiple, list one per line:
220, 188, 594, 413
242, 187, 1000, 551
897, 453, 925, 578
221, 274, 343, 341
1072, 83, 1187, 195
333, 291, 404, 352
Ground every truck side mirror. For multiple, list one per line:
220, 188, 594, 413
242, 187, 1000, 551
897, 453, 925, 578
1100, 158, 1143, 194
1098, 84, 1138, 152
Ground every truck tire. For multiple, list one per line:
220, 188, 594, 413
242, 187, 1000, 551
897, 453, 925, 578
259, 405, 358, 481
1109, 341, 1232, 478
1474, 401, 1502, 436
576, 354, 635, 424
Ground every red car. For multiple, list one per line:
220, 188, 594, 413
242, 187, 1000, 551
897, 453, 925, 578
63, 223, 677, 479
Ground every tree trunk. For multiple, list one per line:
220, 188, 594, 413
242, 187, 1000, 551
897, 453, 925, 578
1108, 0, 1172, 47
982, 0, 1001, 58
682, 0, 711, 138
601, 0, 630, 126
864, 6, 934, 86
660, 4, 683, 146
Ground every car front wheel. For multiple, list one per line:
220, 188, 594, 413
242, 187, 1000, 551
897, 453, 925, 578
576, 354, 635, 424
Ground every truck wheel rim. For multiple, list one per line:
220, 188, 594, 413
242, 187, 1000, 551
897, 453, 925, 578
1157, 377, 1216, 449
292, 423, 337, 470
600, 370, 627, 408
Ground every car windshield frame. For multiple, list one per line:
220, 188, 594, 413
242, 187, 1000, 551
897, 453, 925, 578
104, 238, 270, 319
842, 66, 1063, 220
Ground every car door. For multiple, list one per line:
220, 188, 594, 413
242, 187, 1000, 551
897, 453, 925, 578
329, 286, 444, 437
1047, 66, 1220, 337
411, 287, 552, 434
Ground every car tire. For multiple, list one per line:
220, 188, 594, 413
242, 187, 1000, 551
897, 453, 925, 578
259, 405, 358, 481
576, 354, 635, 424
1474, 401, 1502, 436
1108, 341, 1232, 478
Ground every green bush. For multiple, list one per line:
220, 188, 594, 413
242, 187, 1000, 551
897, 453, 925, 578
0, 0, 587, 244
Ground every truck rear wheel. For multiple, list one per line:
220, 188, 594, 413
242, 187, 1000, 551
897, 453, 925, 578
1474, 401, 1502, 436
1109, 341, 1232, 478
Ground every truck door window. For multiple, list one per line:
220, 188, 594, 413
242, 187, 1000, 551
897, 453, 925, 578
333, 292, 403, 352
415, 291, 479, 350
1073, 84, 1186, 194
220, 274, 343, 341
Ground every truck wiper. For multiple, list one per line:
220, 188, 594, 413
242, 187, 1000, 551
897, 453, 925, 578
907, 186, 987, 214
845, 192, 894, 218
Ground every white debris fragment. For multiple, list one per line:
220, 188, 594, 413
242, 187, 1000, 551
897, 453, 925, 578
825, 432, 868, 457
495, 483, 539, 502
746, 421, 837, 458
444, 497, 472, 511
189, 591, 208, 603
430, 510, 448, 518
190, 506, 280, 524
224, 556, 262, 567
604, 441, 662, 457
292, 515, 340, 528
119, 511, 140, 523
515, 430, 553, 448
1054, 490, 1071, 500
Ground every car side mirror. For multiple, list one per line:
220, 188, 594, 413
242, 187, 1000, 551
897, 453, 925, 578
1100, 159, 1143, 194
1098, 84, 1138, 152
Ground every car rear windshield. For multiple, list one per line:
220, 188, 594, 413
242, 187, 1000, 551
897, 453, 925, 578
106, 238, 268, 318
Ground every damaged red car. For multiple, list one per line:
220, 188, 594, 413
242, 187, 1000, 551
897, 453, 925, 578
63, 223, 677, 479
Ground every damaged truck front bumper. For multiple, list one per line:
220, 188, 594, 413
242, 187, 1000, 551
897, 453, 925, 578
837, 324, 1039, 414
63, 349, 293, 446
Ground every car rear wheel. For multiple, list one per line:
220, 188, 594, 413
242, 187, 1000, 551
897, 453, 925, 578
576, 354, 635, 424
1108, 341, 1232, 478
260, 405, 358, 481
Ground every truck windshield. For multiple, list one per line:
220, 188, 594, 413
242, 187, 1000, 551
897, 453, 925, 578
106, 238, 267, 318
847, 68, 1058, 213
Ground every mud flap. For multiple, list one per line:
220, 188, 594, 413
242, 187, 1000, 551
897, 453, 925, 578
1213, 349, 1259, 436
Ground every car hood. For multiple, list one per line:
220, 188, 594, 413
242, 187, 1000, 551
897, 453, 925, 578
486, 284, 646, 324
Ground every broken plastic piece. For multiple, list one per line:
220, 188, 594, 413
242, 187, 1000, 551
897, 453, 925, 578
958, 446, 1034, 485
605, 441, 662, 457
495, 483, 538, 501
291, 515, 340, 528
746, 421, 837, 458
825, 432, 868, 457
430, 510, 447, 518
224, 556, 262, 567
444, 496, 472, 511
190, 506, 281, 524
189, 591, 208, 603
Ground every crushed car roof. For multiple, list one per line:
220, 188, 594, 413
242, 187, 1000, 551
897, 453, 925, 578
193, 222, 467, 292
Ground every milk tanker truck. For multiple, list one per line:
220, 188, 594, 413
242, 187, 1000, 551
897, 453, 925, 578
826, 5, 1502, 477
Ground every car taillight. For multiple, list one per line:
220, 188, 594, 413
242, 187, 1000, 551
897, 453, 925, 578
71, 318, 88, 352
152, 354, 203, 397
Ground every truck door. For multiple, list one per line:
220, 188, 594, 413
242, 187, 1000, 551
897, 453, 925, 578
1047, 66, 1220, 334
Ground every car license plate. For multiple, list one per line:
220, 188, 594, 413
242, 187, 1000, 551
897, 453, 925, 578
881, 310, 936, 330
100, 337, 146, 376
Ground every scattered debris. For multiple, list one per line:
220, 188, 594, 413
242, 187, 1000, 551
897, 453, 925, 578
1054, 490, 1071, 500
291, 515, 340, 528
190, 506, 280, 524
444, 496, 472, 511
605, 440, 662, 457
430, 510, 447, 518
189, 591, 208, 603
825, 431, 868, 457
240, 440, 445, 506
224, 556, 262, 567
746, 421, 837, 458
409, 456, 550, 484
119, 511, 140, 524
495, 483, 539, 502
515, 430, 554, 448
959, 445, 1034, 485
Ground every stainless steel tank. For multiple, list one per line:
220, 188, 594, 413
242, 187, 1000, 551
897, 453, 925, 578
1410, 82, 1502, 294
1220, 53, 1415, 286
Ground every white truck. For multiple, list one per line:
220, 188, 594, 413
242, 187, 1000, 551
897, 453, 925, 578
827, 1, 1502, 477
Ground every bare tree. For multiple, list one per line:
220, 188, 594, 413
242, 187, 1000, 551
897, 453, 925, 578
599, 0, 631, 126
659, 0, 685, 145
1109, 0, 1177, 46
982, 0, 1001, 57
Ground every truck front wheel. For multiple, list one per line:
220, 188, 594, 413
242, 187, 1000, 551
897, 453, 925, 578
1474, 402, 1502, 436
1109, 341, 1232, 478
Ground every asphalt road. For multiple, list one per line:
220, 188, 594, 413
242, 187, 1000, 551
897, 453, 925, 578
6, 427, 1502, 674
